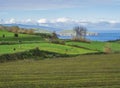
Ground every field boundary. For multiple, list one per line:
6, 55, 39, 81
0, 48, 77, 63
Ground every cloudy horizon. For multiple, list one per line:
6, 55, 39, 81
0, 0, 120, 30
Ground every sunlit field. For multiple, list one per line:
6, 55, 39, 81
0, 54, 119, 88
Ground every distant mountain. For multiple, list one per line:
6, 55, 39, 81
2, 22, 120, 33
2, 24, 63, 32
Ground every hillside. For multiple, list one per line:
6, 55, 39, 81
0, 54, 119, 88
66, 41, 120, 52
0, 26, 120, 88
0, 30, 44, 41
3, 24, 62, 32
0, 29, 120, 60
0, 29, 98, 58
0, 43, 97, 55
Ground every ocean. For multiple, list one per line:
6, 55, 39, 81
58, 33, 120, 41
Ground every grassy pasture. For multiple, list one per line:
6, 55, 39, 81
0, 43, 96, 55
0, 30, 98, 57
0, 30, 43, 42
0, 28, 120, 88
66, 41, 120, 52
0, 54, 119, 88
0, 30, 120, 56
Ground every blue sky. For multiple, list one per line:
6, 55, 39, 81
0, 0, 120, 24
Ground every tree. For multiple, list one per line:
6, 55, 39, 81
52, 31, 58, 39
9, 26, 20, 37
73, 26, 87, 40
9, 26, 20, 33
0, 25, 7, 30
26, 29, 34, 34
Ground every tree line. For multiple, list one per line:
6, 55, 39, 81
0, 25, 34, 34
0, 25, 34, 37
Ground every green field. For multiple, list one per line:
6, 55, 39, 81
0, 30, 43, 41
0, 30, 98, 55
0, 28, 120, 88
0, 54, 119, 88
0, 43, 96, 55
66, 41, 120, 52
0, 30, 120, 56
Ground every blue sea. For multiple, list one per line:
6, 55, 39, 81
58, 33, 120, 41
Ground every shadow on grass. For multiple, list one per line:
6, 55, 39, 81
0, 47, 109, 63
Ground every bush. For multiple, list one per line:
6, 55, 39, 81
50, 39, 65, 45
0, 48, 70, 63
14, 33, 19, 37
72, 37, 91, 43
35, 33, 52, 39
2, 34, 5, 38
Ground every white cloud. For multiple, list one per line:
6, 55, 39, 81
2, 17, 120, 30
55, 17, 73, 23
37, 19, 48, 24
9, 18, 16, 23
5, 18, 16, 24
108, 20, 120, 24
25, 19, 33, 23
56, 18, 69, 22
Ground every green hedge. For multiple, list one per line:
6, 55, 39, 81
0, 48, 106, 63
0, 48, 71, 63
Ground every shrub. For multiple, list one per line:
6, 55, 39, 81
35, 33, 52, 39
14, 33, 19, 37
50, 39, 65, 45
0, 48, 70, 63
2, 34, 5, 38
72, 37, 91, 43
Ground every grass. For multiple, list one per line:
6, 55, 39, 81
0, 30, 98, 57
0, 30, 43, 42
0, 29, 120, 88
0, 43, 96, 55
0, 54, 119, 88
66, 41, 120, 52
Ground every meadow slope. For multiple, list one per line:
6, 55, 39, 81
0, 54, 119, 88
